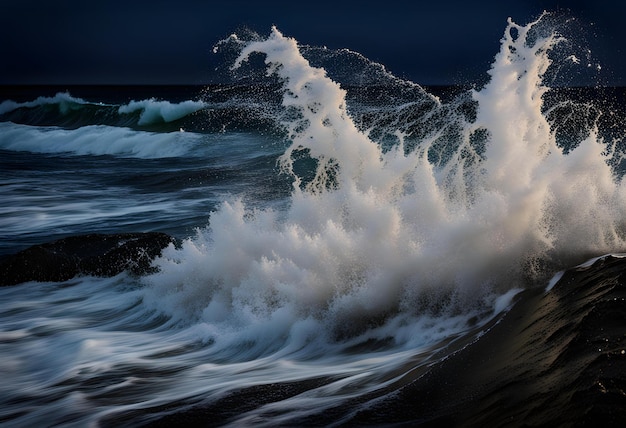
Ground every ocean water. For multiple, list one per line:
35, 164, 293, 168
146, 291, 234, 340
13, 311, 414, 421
1, 14, 626, 426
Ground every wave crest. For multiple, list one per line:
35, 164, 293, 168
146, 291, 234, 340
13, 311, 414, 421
144, 16, 626, 355
118, 99, 207, 125
0, 92, 92, 115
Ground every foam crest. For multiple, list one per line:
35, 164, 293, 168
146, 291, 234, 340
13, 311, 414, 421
144, 17, 626, 354
118, 99, 207, 125
249, 29, 409, 192
470, 14, 626, 262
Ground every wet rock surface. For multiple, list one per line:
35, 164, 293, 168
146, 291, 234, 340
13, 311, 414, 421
0, 232, 175, 286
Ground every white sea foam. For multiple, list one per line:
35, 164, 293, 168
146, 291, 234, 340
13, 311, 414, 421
144, 14, 626, 358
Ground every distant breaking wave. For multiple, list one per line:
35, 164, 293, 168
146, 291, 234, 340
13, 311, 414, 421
117, 99, 207, 125
0, 93, 209, 130
0, 92, 95, 115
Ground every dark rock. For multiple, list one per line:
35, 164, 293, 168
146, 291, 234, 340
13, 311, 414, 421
344, 255, 626, 427
0, 232, 176, 286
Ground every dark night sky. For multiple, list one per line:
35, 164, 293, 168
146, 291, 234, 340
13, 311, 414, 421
1, 0, 624, 86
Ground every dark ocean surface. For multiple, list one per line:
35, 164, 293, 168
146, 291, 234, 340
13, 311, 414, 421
1, 14, 625, 427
